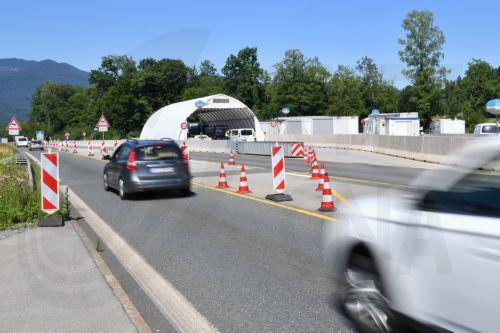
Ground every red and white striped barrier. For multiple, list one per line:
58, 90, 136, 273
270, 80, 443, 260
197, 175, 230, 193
291, 143, 305, 157
101, 140, 107, 158
41, 153, 59, 214
73, 141, 78, 153
87, 141, 94, 156
271, 145, 286, 193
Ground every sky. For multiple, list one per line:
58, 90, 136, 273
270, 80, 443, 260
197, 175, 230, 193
1, 0, 499, 87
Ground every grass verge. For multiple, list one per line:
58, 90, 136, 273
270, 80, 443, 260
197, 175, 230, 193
0, 145, 45, 229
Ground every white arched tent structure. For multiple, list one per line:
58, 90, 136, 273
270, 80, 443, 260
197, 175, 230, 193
140, 94, 264, 141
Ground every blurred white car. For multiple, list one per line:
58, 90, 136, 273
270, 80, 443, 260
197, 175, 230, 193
324, 138, 500, 333
193, 134, 212, 140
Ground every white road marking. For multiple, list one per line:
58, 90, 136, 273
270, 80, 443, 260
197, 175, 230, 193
26, 151, 219, 333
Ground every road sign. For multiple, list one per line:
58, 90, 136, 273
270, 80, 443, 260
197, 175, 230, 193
281, 108, 290, 115
41, 153, 59, 214
96, 115, 110, 128
64, 131, 70, 139
180, 122, 188, 130
36, 131, 44, 141
270, 120, 277, 127
6, 117, 21, 135
291, 143, 305, 157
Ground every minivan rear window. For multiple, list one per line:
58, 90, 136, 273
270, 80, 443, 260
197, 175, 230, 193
136, 145, 180, 161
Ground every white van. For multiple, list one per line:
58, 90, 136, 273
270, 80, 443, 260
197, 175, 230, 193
225, 128, 256, 142
474, 123, 500, 135
14, 136, 28, 147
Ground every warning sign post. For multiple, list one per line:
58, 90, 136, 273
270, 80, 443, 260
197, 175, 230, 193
6, 117, 22, 136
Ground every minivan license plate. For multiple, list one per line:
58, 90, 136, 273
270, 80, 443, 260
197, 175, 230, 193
150, 167, 173, 173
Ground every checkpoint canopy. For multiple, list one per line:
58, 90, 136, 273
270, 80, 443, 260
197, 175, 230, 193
139, 94, 265, 141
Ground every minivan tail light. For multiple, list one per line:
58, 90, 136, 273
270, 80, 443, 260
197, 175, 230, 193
127, 148, 137, 171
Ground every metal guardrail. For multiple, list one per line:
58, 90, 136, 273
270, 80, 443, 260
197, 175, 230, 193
238, 141, 304, 157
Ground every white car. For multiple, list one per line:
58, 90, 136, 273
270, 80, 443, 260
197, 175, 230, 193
14, 136, 28, 147
324, 138, 500, 333
193, 134, 212, 140
226, 128, 256, 142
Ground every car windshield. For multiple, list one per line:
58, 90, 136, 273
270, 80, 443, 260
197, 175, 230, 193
136, 145, 180, 161
482, 125, 500, 133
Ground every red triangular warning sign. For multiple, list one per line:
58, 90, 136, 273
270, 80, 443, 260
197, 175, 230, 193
96, 115, 110, 128
6, 117, 22, 131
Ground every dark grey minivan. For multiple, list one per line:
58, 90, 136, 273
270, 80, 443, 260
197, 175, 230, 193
103, 139, 191, 199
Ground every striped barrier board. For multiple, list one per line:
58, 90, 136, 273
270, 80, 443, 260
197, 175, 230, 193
41, 153, 59, 214
271, 145, 286, 193
290, 143, 305, 157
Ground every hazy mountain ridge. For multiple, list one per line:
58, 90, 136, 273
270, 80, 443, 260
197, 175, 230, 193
0, 58, 89, 123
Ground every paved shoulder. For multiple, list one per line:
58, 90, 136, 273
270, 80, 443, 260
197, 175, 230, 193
0, 224, 136, 333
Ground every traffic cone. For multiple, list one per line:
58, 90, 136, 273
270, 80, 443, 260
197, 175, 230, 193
217, 162, 230, 188
316, 163, 326, 191
311, 159, 320, 179
303, 147, 309, 164
73, 141, 78, 153
88, 141, 94, 156
65, 141, 70, 152
319, 173, 335, 211
236, 165, 252, 194
228, 150, 236, 166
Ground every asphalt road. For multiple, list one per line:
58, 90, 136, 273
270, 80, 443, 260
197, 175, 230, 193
28, 149, 355, 333
190, 151, 436, 188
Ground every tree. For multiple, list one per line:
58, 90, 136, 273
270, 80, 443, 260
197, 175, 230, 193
222, 47, 265, 110
356, 56, 399, 113
326, 65, 365, 116
199, 60, 218, 77
398, 10, 448, 127
270, 50, 330, 118
89, 55, 137, 94
137, 58, 189, 110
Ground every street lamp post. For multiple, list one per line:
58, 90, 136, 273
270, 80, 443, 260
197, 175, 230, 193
486, 99, 500, 136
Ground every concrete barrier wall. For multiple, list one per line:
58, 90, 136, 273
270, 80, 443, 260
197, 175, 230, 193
266, 134, 490, 163
238, 141, 304, 157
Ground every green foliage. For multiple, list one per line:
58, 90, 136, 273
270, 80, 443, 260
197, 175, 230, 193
0, 154, 43, 229
398, 10, 449, 127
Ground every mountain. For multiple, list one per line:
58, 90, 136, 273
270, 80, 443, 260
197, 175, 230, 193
0, 58, 89, 123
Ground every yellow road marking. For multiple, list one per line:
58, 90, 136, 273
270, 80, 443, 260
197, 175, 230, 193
287, 171, 421, 190
192, 181, 336, 223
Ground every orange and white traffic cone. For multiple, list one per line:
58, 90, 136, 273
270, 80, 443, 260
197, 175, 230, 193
303, 147, 309, 164
65, 141, 70, 152
73, 141, 78, 153
88, 141, 94, 156
217, 162, 230, 188
310, 158, 320, 179
316, 163, 326, 191
228, 150, 236, 166
236, 165, 252, 194
319, 173, 335, 211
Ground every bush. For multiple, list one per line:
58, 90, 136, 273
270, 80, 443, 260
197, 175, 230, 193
0, 152, 44, 229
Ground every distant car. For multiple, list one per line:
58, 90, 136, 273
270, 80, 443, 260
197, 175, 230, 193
474, 122, 500, 135
103, 139, 191, 199
324, 138, 500, 333
193, 134, 212, 140
28, 140, 44, 151
225, 128, 256, 142
14, 136, 28, 147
